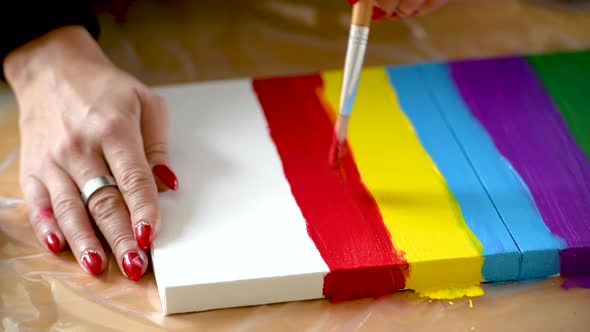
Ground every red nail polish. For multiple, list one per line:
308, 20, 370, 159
135, 222, 152, 251
45, 233, 60, 253
372, 6, 387, 20
82, 250, 102, 275
153, 164, 178, 191
346, 0, 358, 5
122, 252, 144, 281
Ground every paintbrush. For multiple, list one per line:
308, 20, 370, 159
329, 0, 373, 167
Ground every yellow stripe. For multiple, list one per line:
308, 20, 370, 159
320, 67, 484, 298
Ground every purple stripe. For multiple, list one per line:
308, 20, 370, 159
449, 57, 590, 277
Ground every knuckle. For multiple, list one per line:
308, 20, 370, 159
153, 93, 168, 112
52, 193, 81, 220
69, 229, 96, 250
143, 89, 166, 107
119, 167, 153, 193
116, 168, 157, 216
88, 190, 127, 221
144, 141, 168, 158
143, 90, 169, 120
128, 199, 155, 220
93, 114, 126, 140
20, 174, 37, 194
53, 132, 84, 160
109, 231, 136, 255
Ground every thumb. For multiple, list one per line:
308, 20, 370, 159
138, 87, 178, 192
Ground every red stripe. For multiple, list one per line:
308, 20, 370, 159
252, 74, 407, 301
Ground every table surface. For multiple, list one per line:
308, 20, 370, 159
2, 0, 590, 330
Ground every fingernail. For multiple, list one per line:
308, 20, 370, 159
81, 250, 102, 275
346, 0, 358, 5
135, 222, 153, 251
45, 233, 61, 253
153, 164, 178, 191
372, 6, 387, 20
122, 252, 144, 281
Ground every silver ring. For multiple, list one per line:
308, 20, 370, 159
81, 175, 118, 205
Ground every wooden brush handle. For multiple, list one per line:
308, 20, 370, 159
352, 0, 373, 27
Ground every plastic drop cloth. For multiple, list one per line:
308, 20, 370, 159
2, 0, 590, 330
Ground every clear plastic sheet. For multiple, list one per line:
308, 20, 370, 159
2, 0, 590, 330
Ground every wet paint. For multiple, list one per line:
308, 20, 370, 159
450, 57, 590, 278
252, 74, 408, 301
528, 51, 590, 159
321, 67, 485, 298
420, 62, 565, 280
385, 64, 521, 283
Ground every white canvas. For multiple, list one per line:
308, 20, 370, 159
151, 79, 329, 315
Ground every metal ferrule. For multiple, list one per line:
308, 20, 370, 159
338, 25, 369, 117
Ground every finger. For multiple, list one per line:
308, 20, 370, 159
89, 185, 148, 282
375, 0, 399, 15
372, 5, 387, 21
395, 0, 425, 17
414, 0, 447, 16
62, 152, 148, 281
137, 88, 178, 192
43, 165, 106, 275
21, 174, 65, 253
348, 0, 397, 21
100, 106, 161, 253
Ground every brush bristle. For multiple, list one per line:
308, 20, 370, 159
329, 134, 345, 168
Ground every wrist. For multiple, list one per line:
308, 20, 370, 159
3, 25, 110, 93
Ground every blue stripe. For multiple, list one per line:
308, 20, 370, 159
418, 62, 565, 279
384, 65, 521, 282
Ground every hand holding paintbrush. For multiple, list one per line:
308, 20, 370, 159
330, 0, 372, 167
330, 0, 448, 166
348, 0, 449, 19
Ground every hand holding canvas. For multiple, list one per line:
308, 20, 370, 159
3, 25, 178, 281
0, 1, 447, 282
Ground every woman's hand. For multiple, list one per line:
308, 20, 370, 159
348, 0, 448, 19
3, 25, 177, 281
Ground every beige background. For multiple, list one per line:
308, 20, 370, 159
1, 0, 590, 330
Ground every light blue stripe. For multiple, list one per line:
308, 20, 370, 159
418, 62, 565, 279
384, 65, 521, 282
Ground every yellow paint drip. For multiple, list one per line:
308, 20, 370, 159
417, 285, 484, 299
320, 67, 484, 299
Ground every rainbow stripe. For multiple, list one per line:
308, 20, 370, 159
252, 49, 590, 300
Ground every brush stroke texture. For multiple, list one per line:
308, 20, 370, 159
252, 74, 408, 302
385, 64, 521, 283
528, 51, 590, 159
322, 67, 484, 298
450, 57, 590, 278
420, 62, 565, 280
